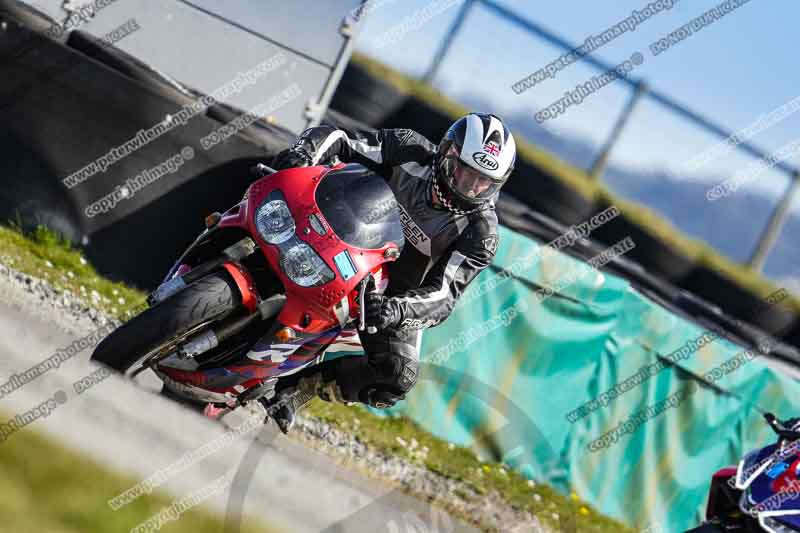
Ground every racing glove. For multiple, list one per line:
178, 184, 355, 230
271, 147, 313, 170
364, 292, 401, 331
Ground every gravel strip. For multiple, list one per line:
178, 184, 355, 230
0, 260, 111, 335
289, 414, 554, 533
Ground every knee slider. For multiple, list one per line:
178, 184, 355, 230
398, 357, 418, 393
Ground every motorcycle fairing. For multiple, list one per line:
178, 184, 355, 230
155, 163, 402, 402
159, 323, 344, 392
734, 440, 800, 528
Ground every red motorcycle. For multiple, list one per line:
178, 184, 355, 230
91, 162, 404, 418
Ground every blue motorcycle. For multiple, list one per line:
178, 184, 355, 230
686, 413, 800, 532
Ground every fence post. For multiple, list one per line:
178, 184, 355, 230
748, 171, 800, 273
421, 0, 476, 85
588, 81, 648, 180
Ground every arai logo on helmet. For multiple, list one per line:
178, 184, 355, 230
472, 152, 499, 171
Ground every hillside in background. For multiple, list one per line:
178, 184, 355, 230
457, 94, 799, 286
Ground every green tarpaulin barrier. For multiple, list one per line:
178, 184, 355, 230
331, 225, 799, 532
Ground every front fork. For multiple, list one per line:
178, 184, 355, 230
149, 237, 257, 306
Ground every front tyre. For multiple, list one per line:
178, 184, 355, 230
91, 272, 239, 374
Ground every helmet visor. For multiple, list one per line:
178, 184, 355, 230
450, 157, 503, 202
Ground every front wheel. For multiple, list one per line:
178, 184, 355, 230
91, 272, 240, 375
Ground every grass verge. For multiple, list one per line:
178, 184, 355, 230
305, 400, 633, 533
0, 223, 634, 532
0, 415, 272, 533
0, 224, 146, 320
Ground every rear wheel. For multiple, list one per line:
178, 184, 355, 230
91, 272, 240, 375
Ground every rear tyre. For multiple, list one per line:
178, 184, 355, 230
91, 272, 239, 374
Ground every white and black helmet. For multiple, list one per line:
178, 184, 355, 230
434, 112, 516, 212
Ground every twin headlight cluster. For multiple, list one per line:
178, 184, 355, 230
254, 192, 335, 287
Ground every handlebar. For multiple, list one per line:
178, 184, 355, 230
357, 274, 378, 335
250, 163, 278, 178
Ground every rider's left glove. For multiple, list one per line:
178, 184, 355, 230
364, 292, 401, 331
271, 147, 313, 170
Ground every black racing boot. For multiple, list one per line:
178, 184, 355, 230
263, 372, 348, 434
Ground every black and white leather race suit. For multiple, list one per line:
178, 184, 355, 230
277, 125, 501, 408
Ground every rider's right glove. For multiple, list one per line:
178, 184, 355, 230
271, 147, 313, 170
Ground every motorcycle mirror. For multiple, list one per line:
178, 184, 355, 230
765, 412, 800, 441
765, 412, 778, 427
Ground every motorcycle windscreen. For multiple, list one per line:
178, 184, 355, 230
315, 164, 405, 251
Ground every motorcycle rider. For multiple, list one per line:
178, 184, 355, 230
262, 113, 517, 433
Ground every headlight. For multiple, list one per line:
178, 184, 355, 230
280, 242, 334, 287
255, 198, 295, 244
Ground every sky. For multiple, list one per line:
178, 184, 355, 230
352, 0, 800, 204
